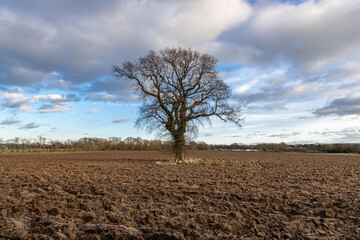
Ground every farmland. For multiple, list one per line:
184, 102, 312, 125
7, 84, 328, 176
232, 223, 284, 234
1, 151, 360, 239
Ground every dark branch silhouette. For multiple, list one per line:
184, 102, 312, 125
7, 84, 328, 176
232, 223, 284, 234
113, 47, 243, 162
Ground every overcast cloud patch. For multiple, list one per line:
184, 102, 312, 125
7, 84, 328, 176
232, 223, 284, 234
19, 122, 39, 129
313, 94, 360, 117
268, 132, 301, 138
0, 119, 21, 125
307, 128, 360, 143
217, 0, 360, 72
234, 79, 323, 105
112, 119, 131, 124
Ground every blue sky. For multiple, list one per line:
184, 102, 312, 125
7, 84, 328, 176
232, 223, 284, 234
1, 0, 360, 144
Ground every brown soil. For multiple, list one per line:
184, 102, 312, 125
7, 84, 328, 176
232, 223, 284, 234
0, 151, 359, 239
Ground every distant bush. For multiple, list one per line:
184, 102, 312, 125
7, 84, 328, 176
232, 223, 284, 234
256, 143, 288, 152
320, 144, 360, 154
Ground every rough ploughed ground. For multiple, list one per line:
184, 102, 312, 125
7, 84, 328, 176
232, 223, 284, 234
0, 151, 359, 239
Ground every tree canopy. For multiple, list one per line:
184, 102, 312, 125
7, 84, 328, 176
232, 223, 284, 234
113, 47, 242, 162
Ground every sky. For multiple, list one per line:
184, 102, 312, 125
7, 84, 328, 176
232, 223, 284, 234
0, 0, 360, 144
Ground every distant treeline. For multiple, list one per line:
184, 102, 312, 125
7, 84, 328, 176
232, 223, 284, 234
211, 143, 360, 154
0, 137, 359, 154
0, 137, 210, 152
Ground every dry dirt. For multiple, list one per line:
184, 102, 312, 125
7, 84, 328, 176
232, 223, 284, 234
0, 151, 360, 239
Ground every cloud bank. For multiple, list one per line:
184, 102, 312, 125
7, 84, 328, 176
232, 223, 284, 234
0, 0, 360, 143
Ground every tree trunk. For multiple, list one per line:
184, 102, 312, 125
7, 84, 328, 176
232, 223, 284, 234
173, 133, 186, 163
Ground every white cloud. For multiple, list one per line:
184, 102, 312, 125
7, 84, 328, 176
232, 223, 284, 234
38, 104, 70, 113
164, 0, 252, 44
88, 108, 99, 114
0, 88, 72, 113
218, 0, 360, 72
33, 94, 68, 103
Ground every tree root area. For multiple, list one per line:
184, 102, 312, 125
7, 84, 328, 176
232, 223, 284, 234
1, 151, 360, 239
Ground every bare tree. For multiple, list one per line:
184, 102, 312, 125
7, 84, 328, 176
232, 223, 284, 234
109, 137, 122, 150
38, 135, 46, 151
113, 47, 242, 162
14, 137, 20, 152
21, 138, 31, 152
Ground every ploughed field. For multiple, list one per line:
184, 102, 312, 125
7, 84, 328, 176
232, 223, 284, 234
1, 151, 360, 239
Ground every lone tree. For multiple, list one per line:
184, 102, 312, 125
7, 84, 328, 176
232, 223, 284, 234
113, 47, 242, 162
